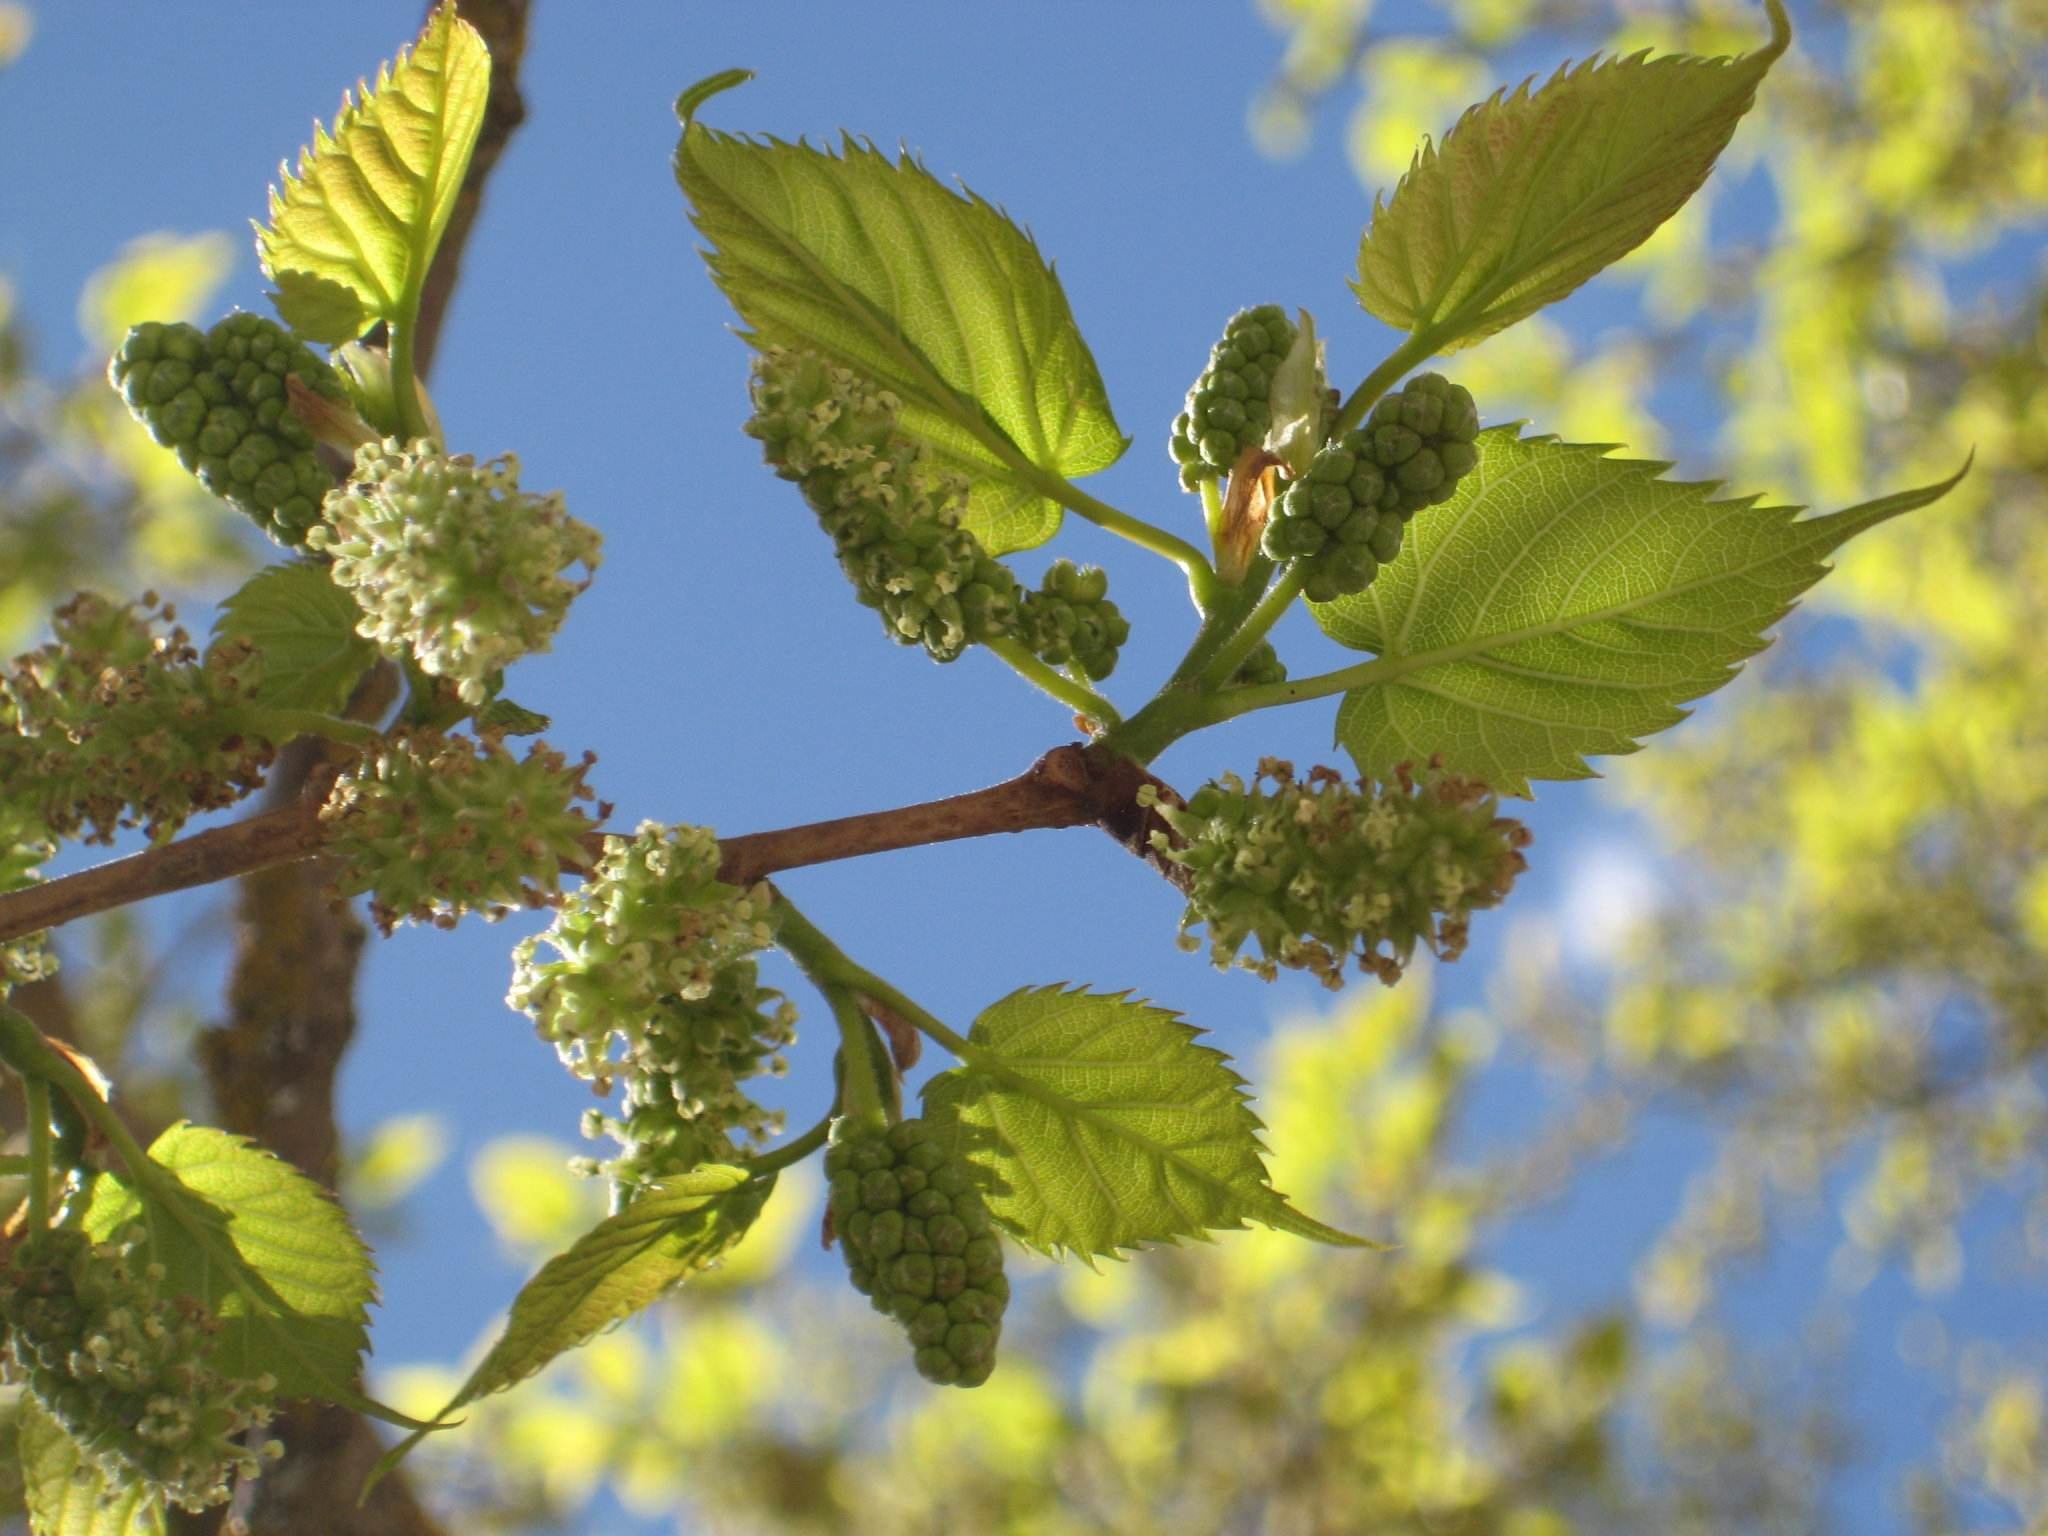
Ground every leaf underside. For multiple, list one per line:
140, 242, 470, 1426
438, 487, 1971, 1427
922, 986, 1368, 1262
258, 1, 491, 343
83, 1124, 376, 1403
1354, 0, 1789, 349
676, 117, 1125, 554
212, 562, 379, 714
451, 1165, 772, 1409
1312, 427, 1968, 794
19, 1398, 162, 1536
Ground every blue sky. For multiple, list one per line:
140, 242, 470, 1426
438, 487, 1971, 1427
2, 3, 2030, 1529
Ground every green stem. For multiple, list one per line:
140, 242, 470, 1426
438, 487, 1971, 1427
0, 1153, 32, 1177
1200, 568, 1304, 689
827, 987, 890, 1127
24, 1080, 51, 1231
1330, 328, 1449, 440
985, 636, 1121, 726
0, 1006, 155, 1190
1162, 557, 1272, 689
773, 898, 976, 1063
387, 305, 430, 443
1008, 459, 1218, 610
1199, 477, 1226, 552
744, 1113, 831, 1178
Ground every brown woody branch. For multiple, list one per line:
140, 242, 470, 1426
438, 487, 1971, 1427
0, 744, 1190, 946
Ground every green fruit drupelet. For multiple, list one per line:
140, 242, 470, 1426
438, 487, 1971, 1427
1262, 372, 1481, 602
827, 1117, 1009, 1387
110, 315, 349, 547
1169, 305, 1298, 491
1019, 560, 1130, 681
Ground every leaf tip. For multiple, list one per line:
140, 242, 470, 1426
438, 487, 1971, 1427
676, 68, 755, 128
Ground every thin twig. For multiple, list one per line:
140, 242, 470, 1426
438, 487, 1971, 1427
0, 743, 1193, 944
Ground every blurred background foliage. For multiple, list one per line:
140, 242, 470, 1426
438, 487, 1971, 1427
3, 0, 2046, 1530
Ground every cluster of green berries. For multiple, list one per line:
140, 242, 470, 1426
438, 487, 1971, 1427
1168, 305, 1300, 491
1018, 560, 1130, 681
1263, 373, 1482, 602
0, 1228, 280, 1512
110, 314, 349, 547
509, 822, 797, 1192
321, 731, 601, 933
1144, 757, 1531, 988
0, 593, 274, 844
311, 439, 601, 706
747, 348, 1020, 664
827, 1117, 1009, 1387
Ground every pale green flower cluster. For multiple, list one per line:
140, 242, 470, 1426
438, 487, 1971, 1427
745, 347, 1020, 663
1145, 757, 1531, 987
0, 593, 273, 845
509, 822, 797, 1191
311, 438, 601, 704
0, 1229, 281, 1512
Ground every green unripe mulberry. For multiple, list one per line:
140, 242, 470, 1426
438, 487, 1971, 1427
1169, 305, 1299, 491
746, 348, 1021, 663
1019, 560, 1130, 681
0, 1228, 280, 1511
110, 314, 349, 547
827, 1117, 1009, 1387
1262, 372, 1481, 602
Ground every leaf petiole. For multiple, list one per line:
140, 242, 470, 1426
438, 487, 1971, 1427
1200, 567, 1304, 689
984, 635, 1121, 726
741, 1114, 831, 1178
1330, 327, 1450, 439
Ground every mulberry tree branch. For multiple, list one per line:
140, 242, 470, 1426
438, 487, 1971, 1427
0, 744, 1191, 945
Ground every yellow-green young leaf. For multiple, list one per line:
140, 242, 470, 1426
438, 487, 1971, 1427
18, 1397, 163, 1536
921, 987, 1368, 1262
212, 562, 380, 714
1313, 429, 1969, 794
675, 80, 1125, 554
82, 1124, 375, 1404
451, 1165, 773, 1407
1353, 0, 1789, 351
258, 2, 490, 343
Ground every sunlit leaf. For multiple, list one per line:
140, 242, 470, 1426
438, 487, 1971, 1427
922, 986, 1369, 1262
450, 1166, 773, 1407
1313, 428, 1969, 793
82, 1124, 375, 1403
258, 2, 490, 343
1354, 0, 1788, 350
18, 1399, 162, 1536
674, 75, 1125, 553
212, 562, 380, 714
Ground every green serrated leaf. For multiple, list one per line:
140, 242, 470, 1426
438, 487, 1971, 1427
82, 1124, 375, 1404
1354, 0, 1788, 351
212, 562, 379, 714
258, 2, 491, 344
921, 986, 1367, 1262
675, 101, 1125, 554
452, 1165, 771, 1407
19, 1396, 164, 1536
1312, 429, 1969, 794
